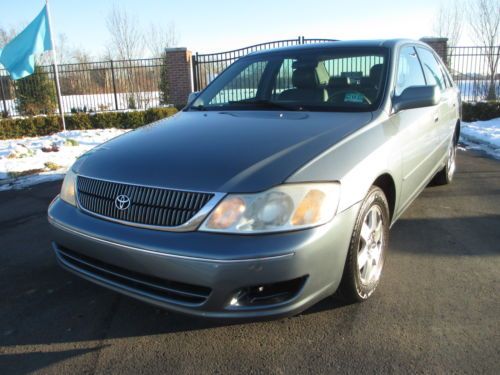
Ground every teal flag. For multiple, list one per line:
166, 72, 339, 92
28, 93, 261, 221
0, 6, 53, 80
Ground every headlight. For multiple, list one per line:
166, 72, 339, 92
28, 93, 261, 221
200, 183, 340, 234
60, 168, 77, 206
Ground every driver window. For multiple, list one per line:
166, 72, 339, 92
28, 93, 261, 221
395, 46, 426, 96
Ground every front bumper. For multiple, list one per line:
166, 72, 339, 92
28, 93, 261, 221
48, 197, 359, 318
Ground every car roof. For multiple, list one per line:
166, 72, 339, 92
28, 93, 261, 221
246, 39, 428, 56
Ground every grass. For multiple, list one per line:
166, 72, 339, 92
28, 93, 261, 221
8, 169, 45, 178
44, 161, 61, 171
64, 139, 79, 146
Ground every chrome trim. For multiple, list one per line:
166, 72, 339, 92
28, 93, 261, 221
75, 175, 226, 232
48, 216, 295, 264
76, 173, 218, 195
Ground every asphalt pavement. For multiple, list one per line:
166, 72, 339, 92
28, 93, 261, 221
0, 150, 499, 374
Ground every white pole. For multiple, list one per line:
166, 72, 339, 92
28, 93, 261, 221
45, 0, 66, 131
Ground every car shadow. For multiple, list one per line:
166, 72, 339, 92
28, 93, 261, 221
0, 346, 106, 375
390, 215, 500, 256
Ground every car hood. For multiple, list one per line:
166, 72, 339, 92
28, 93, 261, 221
76, 110, 372, 193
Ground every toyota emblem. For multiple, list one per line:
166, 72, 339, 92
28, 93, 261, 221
115, 194, 131, 210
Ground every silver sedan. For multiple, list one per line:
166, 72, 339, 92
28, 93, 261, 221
49, 39, 460, 318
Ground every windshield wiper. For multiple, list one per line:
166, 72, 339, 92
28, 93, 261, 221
190, 104, 206, 111
228, 100, 302, 111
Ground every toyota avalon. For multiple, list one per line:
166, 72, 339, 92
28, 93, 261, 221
48, 39, 460, 318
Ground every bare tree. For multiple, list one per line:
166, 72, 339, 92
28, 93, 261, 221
433, 0, 464, 46
0, 26, 17, 49
105, 4, 148, 108
72, 47, 93, 64
145, 22, 179, 58
56, 33, 71, 64
468, 0, 500, 100
105, 4, 144, 60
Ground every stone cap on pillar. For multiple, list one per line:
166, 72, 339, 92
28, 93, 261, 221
164, 47, 189, 52
419, 37, 449, 64
420, 37, 449, 43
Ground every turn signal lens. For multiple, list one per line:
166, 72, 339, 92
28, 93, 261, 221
291, 189, 326, 226
205, 196, 246, 229
60, 169, 77, 206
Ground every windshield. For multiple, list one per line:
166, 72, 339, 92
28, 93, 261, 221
189, 47, 389, 112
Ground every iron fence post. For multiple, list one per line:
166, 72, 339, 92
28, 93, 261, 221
0, 76, 7, 116
110, 60, 119, 110
192, 53, 199, 92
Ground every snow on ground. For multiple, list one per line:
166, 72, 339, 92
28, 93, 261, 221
460, 118, 500, 160
0, 128, 129, 191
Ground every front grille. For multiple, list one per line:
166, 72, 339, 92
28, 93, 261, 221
77, 176, 214, 227
56, 245, 212, 305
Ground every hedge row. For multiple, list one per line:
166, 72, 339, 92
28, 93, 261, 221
0, 107, 178, 140
462, 102, 500, 122
1, 103, 498, 139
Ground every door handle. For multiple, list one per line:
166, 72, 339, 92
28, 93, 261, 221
434, 114, 439, 123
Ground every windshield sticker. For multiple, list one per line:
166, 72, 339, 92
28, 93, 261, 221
344, 92, 365, 103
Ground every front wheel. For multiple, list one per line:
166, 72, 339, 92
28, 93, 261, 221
339, 186, 390, 302
433, 139, 457, 185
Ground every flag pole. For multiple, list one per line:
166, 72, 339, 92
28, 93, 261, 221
44, 0, 66, 131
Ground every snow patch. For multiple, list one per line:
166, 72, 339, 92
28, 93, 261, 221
0, 128, 129, 190
460, 118, 500, 160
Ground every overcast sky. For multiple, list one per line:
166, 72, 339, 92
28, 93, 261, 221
0, 0, 474, 58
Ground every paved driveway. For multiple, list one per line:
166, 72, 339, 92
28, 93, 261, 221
0, 150, 499, 374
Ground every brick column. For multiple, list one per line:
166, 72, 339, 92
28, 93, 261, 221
420, 37, 448, 65
164, 47, 193, 107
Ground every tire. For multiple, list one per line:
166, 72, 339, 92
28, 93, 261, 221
433, 138, 457, 186
339, 186, 390, 303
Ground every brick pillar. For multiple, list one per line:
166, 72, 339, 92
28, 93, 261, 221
164, 47, 193, 107
420, 37, 448, 65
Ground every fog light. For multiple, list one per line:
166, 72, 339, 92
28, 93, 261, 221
227, 276, 307, 308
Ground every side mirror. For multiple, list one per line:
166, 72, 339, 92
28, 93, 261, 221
187, 91, 199, 105
393, 85, 440, 113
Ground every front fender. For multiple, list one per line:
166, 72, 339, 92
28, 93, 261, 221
287, 114, 402, 215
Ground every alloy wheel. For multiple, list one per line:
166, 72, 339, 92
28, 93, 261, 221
357, 205, 385, 285
447, 143, 457, 181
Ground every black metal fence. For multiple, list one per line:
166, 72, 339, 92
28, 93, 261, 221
193, 40, 500, 103
448, 46, 500, 101
0, 57, 166, 116
192, 36, 338, 91
1, 40, 499, 118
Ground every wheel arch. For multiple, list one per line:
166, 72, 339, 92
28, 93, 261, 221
454, 119, 461, 146
372, 173, 396, 221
